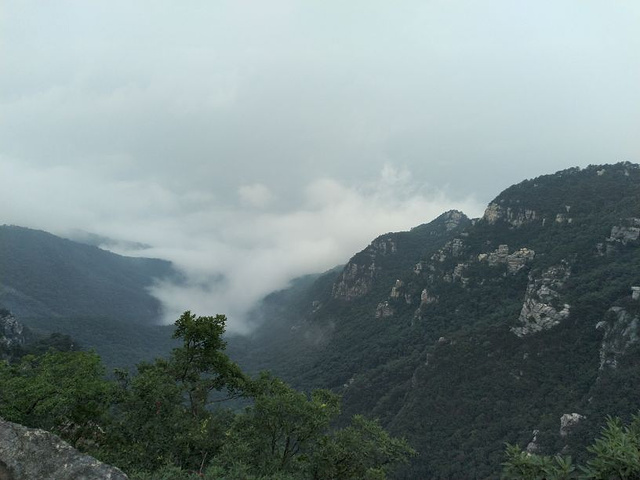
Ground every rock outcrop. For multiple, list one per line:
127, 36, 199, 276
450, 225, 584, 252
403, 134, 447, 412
0, 418, 128, 480
332, 262, 378, 300
0, 310, 26, 350
483, 203, 539, 227
596, 304, 640, 370
607, 218, 640, 246
511, 264, 571, 337
478, 245, 535, 274
375, 301, 394, 318
332, 234, 398, 301
560, 413, 585, 437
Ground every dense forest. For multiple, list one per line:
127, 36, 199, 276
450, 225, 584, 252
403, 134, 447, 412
2, 163, 640, 478
0, 311, 414, 479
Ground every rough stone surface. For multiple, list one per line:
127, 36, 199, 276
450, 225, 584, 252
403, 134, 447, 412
526, 430, 540, 454
0, 311, 26, 350
375, 301, 394, 318
331, 235, 397, 301
441, 210, 466, 231
389, 280, 404, 299
607, 218, 640, 246
420, 288, 438, 306
331, 262, 378, 301
596, 306, 640, 370
0, 418, 128, 480
480, 245, 535, 274
482, 203, 539, 227
511, 264, 571, 337
560, 413, 585, 437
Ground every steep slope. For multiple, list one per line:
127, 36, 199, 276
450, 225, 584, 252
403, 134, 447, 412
237, 162, 640, 479
0, 225, 175, 323
0, 227, 180, 369
230, 210, 471, 389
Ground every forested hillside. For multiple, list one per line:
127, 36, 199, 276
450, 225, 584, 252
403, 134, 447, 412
0, 226, 179, 368
230, 162, 640, 478
2, 163, 640, 478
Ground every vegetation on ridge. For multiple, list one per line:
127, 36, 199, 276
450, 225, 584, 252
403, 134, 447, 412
0, 311, 415, 479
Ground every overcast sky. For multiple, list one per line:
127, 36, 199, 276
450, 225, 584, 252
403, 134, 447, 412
1, 1, 639, 332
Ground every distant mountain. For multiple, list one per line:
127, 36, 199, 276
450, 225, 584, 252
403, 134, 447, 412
0, 225, 175, 323
0, 226, 180, 368
230, 162, 640, 479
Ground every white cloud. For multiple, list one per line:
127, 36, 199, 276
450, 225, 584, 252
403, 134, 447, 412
238, 183, 275, 208
0, 155, 483, 334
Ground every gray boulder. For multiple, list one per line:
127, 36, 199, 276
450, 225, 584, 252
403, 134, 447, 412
0, 418, 128, 480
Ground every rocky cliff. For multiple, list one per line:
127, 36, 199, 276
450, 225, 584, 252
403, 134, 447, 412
233, 162, 640, 479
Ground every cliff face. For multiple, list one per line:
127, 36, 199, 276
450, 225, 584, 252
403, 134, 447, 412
0, 419, 128, 480
235, 162, 640, 479
0, 310, 26, 351
0, 310, 29, 361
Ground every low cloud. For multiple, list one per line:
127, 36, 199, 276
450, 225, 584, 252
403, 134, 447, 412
238, 183, 275, 209
0, 156, 483, 334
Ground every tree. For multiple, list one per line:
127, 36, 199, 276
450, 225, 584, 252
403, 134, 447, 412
102, 311, 246, 473
170, 311, 247, 417
216, 372, 415, 479
502, 414, 640, 480
0, 350, 112, 444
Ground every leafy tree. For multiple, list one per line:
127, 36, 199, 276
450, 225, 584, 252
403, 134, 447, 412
102, 312, 246, 473
217, 372, 341, 476
503, 414, 640, 480
501, 444, 576, 480
170, 311, 247, 417
0, 350, 112, 444
581, 415, 640, 479
217, 372, 415, 479
310, 414, 416, 480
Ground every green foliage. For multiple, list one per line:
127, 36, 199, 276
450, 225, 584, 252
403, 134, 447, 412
581, 415, 640, 479
217, 372, 341, 476
502, 444, 576, 479
227, 163, 640, 478
0, 350, 113, 443
48, 311, 412, 479
503, 414, 640, 480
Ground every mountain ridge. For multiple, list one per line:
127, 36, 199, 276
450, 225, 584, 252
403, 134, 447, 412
230, 161, 640, 478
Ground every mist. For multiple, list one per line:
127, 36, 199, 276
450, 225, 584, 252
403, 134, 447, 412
1, 1, 638, 332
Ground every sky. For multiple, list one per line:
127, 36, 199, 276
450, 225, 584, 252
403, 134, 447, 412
1, 1, 639, 333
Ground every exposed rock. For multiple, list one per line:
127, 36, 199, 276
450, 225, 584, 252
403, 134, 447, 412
633, 287, 640, 301
389, 280, 404, 299
442, 210, 467, 231
482, 203, 539, 227
525, 430, 540, 454
479, 245, 535, 274
560, 413, 585, 437
332, 262, 378, 300
0, 418, 128, 480
483, 203, 503, 224
332, 235, 398, 300
430, 238, 465, 263
452, 263, 469, 284
555, 213, 572, 224
371, 236, 397, 256
375, 301, 394, 318
596, 306, 640, 370
607, 219, 640, 245
511, 264, 571, 337
420, 288, 438, 306
0, 310, 26, 353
